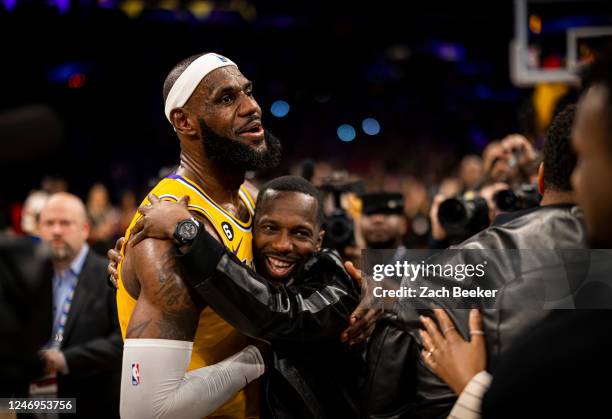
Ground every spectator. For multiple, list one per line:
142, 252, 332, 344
41, 175, 68, 195
360, 192, 407, 253
364, 104, 585, 419
86, 183, 119, 254
20, 190, 49, 239
459, 155, 484, 191
117, 190, 138, 235
36, 192, 122, 418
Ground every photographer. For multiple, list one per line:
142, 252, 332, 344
482, 134, 538, 186
430, 182, 512, 246
433, 137, 542, 245
414, 46, 612, 419
360, 192, 407, 253
319, 171, 364, 266
364, 104, 586, 418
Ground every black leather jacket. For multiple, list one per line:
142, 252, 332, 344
176, 231, 364, 419
364, 204, 587, 419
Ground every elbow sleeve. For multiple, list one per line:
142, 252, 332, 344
120, 339, 265, 419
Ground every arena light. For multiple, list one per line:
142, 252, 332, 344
270, 100, 290, 118
120, 0, 144, 18
337, 124, 356, 142
48, 63, 88, 85
431, 42, 465, 62
2, 0, 17, 12
53, 0, 70, 14
529, 14, 542, 34
68, 73, 86, 89
362, 118, 380, 136
97, 0, 118, 9
188, 0, 214, 19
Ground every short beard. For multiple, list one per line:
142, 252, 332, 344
51, 241, 76, 264
199, 118, 282, 171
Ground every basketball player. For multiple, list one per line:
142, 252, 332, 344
116, 52, 281, 419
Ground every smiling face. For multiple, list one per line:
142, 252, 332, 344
253, 190, 324, 282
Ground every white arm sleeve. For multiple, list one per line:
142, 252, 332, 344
447, 371, 492, 419
120, 339, 265, 419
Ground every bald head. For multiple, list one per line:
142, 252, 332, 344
39, 192, 90, 268
43, 192, 88, 222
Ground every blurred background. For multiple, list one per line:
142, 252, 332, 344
1, 0, 611, 253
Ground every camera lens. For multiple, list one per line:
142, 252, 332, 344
495, 189, 518, 212
438, 198, 468, 228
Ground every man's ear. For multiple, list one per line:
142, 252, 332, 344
170, 108, 198, 136
82, 220, 91, 241
316, 229, 325, 251
537, 162, 545, 195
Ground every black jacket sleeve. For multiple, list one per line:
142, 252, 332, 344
176, 229, 360, 343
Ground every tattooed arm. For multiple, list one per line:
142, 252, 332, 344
126, 238, 199, 340
123, 214, 227, 339
120, 238, 264, 419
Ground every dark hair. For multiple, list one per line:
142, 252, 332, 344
543, 104, 577, 192
255, 176, 324, 225
162, 53, 206, 103
580, 42, 612, 148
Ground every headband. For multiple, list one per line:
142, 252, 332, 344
164, 53, 238, 123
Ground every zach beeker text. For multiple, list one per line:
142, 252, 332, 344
372, 286, 499, 299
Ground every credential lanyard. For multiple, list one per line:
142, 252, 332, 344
50, 276, 77, 349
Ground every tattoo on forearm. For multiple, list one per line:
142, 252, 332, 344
126, 319, 152, 338
156, 308, 196, 341
153, 248, 199, 340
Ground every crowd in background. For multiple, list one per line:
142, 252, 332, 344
7, 126, 542, 259
2, 2, 612, 419
9, 180, 138, 256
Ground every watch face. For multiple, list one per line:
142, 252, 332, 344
179, 220, 198, 240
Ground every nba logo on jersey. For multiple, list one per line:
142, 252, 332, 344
131, 363, 140, 386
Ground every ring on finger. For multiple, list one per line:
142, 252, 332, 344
443, 326, 456, 334
470, 330, 485, 336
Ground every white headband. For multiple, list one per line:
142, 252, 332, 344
164, 53, 238, 123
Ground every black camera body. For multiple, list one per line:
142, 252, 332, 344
438, 184, 542, 244
494, 183, 542, 212
319, 179, 364, 251
438, 192, 490, 244
322, 208, 355, 250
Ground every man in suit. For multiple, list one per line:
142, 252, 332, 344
37, 192, 122, 418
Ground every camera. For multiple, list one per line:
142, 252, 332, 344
494, 183, 541, 212
507, 146, 524, 169
319, 175, 364, 251
322, 207, 355, 250
437, 192, 490, 244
